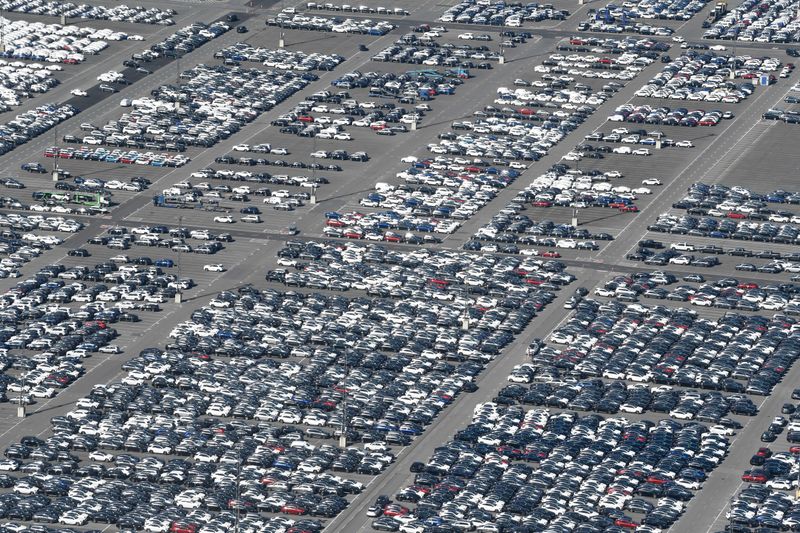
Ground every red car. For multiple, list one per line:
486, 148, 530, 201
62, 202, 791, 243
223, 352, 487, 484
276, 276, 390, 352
755, 447, 772, 457
383, 504, 410, 517
532, 200, 552, 207
281, 504, 307, 515
790, 446, 800, 454
619, 205, 639, 212
541, 251, 561, 258
741, 470, 767, 483
727, 212, 746, 219
615, 519, 638, 529
297, 115, 314, 122
170, 523, 197, 533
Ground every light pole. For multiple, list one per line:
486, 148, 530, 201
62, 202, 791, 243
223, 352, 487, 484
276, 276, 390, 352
175, 215, 183, 303
16, 374, 25, 418
52, 126, 60, 182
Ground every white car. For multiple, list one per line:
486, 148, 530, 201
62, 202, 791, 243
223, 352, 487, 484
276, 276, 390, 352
0, 459, 19, 471
642, 178, 662, 185
675, 140, 694, 148
213, 216, 234, 223
203, 264, 226, 272
708, 425, 735, 436
400, 156, 418, 163
98, 345, 122, 354
89, 450, 115, 462
70, 89, 88, 97
458, 33, 474, 40
59, 511, 89, 526
709, 44, 727, 51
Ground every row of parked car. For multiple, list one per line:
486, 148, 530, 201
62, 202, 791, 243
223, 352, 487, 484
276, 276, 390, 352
674, 182, 800, 217
578, 13, 676, 36
371, 36, 501, 67
213, 153, 343, 172
374, 404, 730, 532
74, 63, 318, 153
634, 270, 800, 308
527, 50, 658, 82
762, 107, 800, 123
267, 13, 396, 35
0, 104, 76, 157
502, 368, 759, 421
88, 225, 228, 255
704, 0, 800, 42
609, 104, 729, 126
439, 0, 569, 25
634, 51, 781, 102
594, 0, 709, 22
647, 211, 800, 244
0, 0, 176, 24
558, 35, 672, 55
214, 43, 345, 71
45, 146, 189, 167
305, 2, 410, 16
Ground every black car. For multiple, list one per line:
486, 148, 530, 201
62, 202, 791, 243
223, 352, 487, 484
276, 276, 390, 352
22, 163, 47, 173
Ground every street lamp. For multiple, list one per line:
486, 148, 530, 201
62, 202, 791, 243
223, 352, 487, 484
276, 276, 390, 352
16, 375, 25, 418
175, 215, 183, 303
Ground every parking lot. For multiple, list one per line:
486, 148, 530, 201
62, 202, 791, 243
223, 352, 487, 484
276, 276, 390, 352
0, 0, 798, 531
